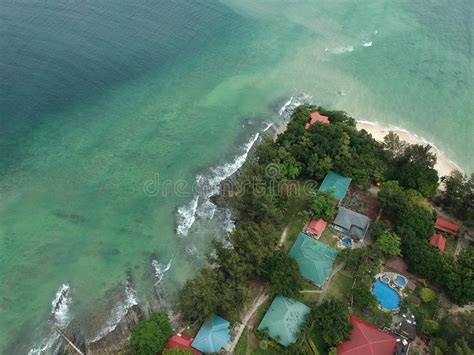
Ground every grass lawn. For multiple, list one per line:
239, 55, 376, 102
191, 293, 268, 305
319, 227, 339, 248
325, 270, 353, 300
234, 327, 282, 355
352, 305, 392, 329
283, 212, 307, 251
300, 291, 320, 305
281, 181, 315, 251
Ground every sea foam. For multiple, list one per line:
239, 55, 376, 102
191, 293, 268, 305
28, 283, 72, 355
152, 258, 173, 286
89, 279, 138, 343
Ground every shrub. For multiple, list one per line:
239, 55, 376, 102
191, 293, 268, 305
131, 312, 172, 355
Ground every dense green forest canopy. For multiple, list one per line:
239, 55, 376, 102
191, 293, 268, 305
172, 104, 473, 353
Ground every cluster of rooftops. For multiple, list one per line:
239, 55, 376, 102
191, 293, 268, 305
165, 308, 400, 354
163, 111, 462, 354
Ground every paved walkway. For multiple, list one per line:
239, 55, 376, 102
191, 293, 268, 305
224, 291, 269, 354
278, 226, 289, 247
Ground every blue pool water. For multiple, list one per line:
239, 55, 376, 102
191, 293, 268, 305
372, 279, 401, 311
341, 237, 353, 247
395, 276, 406, 287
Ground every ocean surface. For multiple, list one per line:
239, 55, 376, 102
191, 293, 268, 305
0, 0, 472, 353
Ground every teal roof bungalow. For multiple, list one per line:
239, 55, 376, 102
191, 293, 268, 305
257, 295, 311, 347
288, 233, 338, 287
319, 171, 352, 202
191, 315, 230, 354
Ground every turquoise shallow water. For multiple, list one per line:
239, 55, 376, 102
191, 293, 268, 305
0, 0, 472, 353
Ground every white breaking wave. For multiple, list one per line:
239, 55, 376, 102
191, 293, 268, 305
278, 94, 311, 121
278, 96, 295, 116
363, 41, 373, 47
89, 280, 138, 343
331, 46, 354, 54
176, 195, 199, 238
175, 132, 260, 238
152, 258, 173, 286
28, 283, 72, 355
263, 122, 273, 132
175, 94, 310, 241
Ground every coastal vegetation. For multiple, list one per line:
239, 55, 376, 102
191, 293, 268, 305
436, 170, 474, 227
167, 104, 473, 354
130, 312, 171, 355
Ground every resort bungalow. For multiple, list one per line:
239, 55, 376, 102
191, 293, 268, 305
319, 171, 352, 203
332, 207, 370, 241
430, 233, 446, 252
165, 334, 202, 355
191, 315, 230, 354
257, 295, 311, 347
399, 317, 417, 341
305, 111, 330, 129
288, 233, 338, 287
305, 218, 327, 239
337, 315, 396, 355
435, 215, 459, 236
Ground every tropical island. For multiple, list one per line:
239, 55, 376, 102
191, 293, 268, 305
128, 104, 473, 355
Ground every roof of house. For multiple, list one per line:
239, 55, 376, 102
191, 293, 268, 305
384, 257, 408, 274
435, 216, 459, 235
257, 295, 311, 347
288, 233, 338, 286
319, 171, 352, 201
306, 219, 328, 237
192, 315, 230, 354
305, 111, 330, 129
337, 315, 396, 355
430, 234, 446, 252
165, 334, 202, 355
333, 207, 370, 240
400, 319, 417, 340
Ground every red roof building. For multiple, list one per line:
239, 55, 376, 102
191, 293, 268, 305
435, 216, 459, 235
430, 234, 446, 252
306, 219, 328, 238
165, 334, 202, 355
337, 316, 396, 355
305, 112, 330, 129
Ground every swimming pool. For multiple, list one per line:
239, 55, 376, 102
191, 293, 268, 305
341, 236, 353, 247
394, 276, 406, 287
372, 279, 401, 311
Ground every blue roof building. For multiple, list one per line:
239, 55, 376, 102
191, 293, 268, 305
289, 233, 338, 287
319, 171, 352, 201
191, 315, 230, 353
257, 295, 311, 346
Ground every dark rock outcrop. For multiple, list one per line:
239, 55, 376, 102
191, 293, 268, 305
85, 304, 144, 354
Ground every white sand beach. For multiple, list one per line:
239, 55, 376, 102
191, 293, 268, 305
357, 121, 462, 178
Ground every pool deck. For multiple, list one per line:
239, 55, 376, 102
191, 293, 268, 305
372, 272, 408, 312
